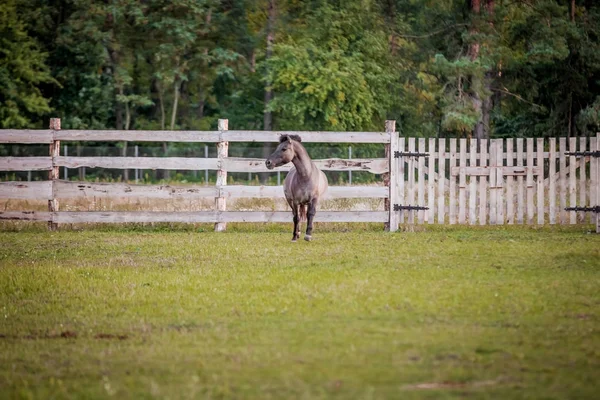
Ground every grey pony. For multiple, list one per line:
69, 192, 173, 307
265, 135, 328, 242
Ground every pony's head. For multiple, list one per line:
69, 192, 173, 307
265, 135, 302, 170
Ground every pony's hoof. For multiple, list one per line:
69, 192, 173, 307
304, 235, 312, 242
291, 238, 298, 242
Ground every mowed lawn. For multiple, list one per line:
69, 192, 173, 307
0, 225, 599, 399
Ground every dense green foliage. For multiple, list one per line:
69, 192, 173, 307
0, 226, 599, 398
1, 0, 599, 137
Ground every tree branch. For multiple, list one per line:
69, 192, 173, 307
492, 87, 544, 109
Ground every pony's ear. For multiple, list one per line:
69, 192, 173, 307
279, 135, 290, 143
279, 134, 302, 143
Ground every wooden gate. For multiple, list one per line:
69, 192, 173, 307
391, 135, 600, 232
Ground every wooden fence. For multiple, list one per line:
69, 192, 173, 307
393, 136, 599, 233
0, 118, 598, 232
0, 119, 392, 231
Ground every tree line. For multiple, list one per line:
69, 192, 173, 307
1, 0, 599, 139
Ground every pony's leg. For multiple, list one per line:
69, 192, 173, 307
292, 205, 300, 242
304, 200, 317, 241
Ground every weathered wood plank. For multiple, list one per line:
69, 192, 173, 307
569, 137, 577, 224
50, 211, 388, 224
398, 137, 406, 224
449, 139, 457, 224
0, 130, 54, 144
427, 138, 436, 224
437, 138, 446, 224
48, 118, 61, 231
526, 138, 534, 225
50, 130, 391, 143
215, 119, 229, 232
222, 131, 391, 144
407, 138, 416, 224
450, 166, 541, 176
49, 181, 388, 200
469, 139, 477, 225
590, 136, 598, 225
417, 138, 426, 224
549, 138, 557, 224
0, 211, 52, 221
224, 157, 389, 174
458, 139, 467, 224
53, 156, 389, 174
54, 181, 218, 199
516, 139, 525, 224
55, 156, 219, 170
595, 134, 600, 231
579, 137, 587, 223
0, 181, 52, 200
496, 139, 505, 224
489, 140, 497, 225
537, 138, 545, 225
559, 137, 567, 224
0, 157, 52, 171
388, 122, 399, 231
505, 139, 513, 224
55, 130, 220, 143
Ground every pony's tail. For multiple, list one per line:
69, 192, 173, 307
298, 205, 307, 222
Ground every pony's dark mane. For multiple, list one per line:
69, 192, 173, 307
279, 134, 302, 143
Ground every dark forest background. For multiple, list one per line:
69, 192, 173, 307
1, 0, 599, 138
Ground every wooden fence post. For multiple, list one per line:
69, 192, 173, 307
596, 133, 600, 233
386, 120, 398, 232
48, 118, 60, 231
215, 119, 229, 232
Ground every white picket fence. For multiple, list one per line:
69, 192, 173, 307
394, 136, 600, 229
0, 118, 598, 232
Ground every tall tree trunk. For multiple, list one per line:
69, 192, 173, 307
264, 0, 275, 132
261, 0, 276, 183
155, 81, 168, 180
156, 81, 166, 130
198, 88, 205, 119
385, 0, 398, 55
170, 79, 180, 131
162, 80, 180, 182
197, 48, 209, 119
470, 0, 495, 140
118, 85, 130, 181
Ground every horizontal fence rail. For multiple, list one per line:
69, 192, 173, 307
0, 181, 388, 200
0, 118, 598, 232
0, 130, 391, 144
0, 211, 388, 224
0, 157, 388, 174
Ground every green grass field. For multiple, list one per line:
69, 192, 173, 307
1, 224, 599, 399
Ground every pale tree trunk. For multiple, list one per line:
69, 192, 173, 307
261, 0, 276, 183
170, 79, 180, 131
155, 80, 168, 181
470, 0, 495, 140
385, 0, 398, 55
118, 85, 130, 181
156, 81, 166, 131
198, 49, 209, 119
162, 80, 180, 181
197, 11, 212, 120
